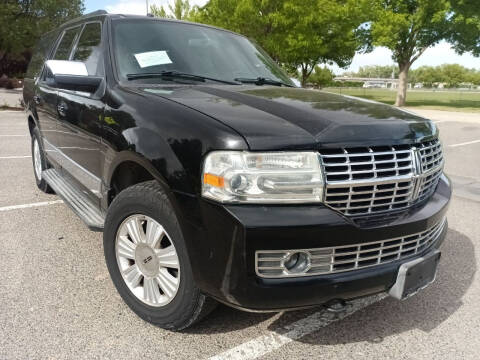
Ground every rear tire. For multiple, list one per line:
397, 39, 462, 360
103, 180, 217, 330
31, 127, 53, 193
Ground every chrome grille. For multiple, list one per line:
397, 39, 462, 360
320, 139, 443, 216
418, 168, 443, 201
256, 217, 446, 278
418, 139, 443, 172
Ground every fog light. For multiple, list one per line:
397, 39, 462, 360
283, 252, 310, 274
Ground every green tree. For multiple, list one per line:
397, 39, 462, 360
0, 0, 84, 76
193, 0, 369, 86
410, 66, 441, 87
357, 65, 398, 79
466, 70, 480, 86
169, 0, 192, 20
368, 0, 480, 106
150, 1, 192, 20
150, 4, 168, 18
438, 64, 468, 87
308, 66, 334, 88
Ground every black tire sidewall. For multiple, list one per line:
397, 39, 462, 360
103, 183, 201, 328
31, 127, 52, 192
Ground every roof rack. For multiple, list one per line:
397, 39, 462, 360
84, 10, 108, 16
62, 9, 109, 27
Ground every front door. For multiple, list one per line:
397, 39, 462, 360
55, 21, 105, 198
35, 69, 59, 156
39, 25, 83, 167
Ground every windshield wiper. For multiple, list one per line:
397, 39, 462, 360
126, 71, 240, 85
234, 77, 293, 87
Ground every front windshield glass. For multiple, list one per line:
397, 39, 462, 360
112, 19, 293, 85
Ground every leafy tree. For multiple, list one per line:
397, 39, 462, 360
409, 66, 441, 87
368, 0, 480, 106
438, 64, 468, 87
308, 66, 334, 88
150, 1, 193, 20
466, 70, 480, 86
356, 65, 398, 79
169, 0, 192, 20
0, 0, 84, 76
193, 0, 369, 86
150, 4, 168, 18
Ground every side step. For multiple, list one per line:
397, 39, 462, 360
42, 169, 105, 231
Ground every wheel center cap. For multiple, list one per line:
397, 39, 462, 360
135, 244, 159, 277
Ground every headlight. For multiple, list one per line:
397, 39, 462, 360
202, 151, 324, 203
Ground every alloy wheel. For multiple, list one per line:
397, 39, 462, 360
115, 214, 180, 307
33, 138, 43, 181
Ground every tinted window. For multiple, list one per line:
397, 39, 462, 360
72, 22, 103, 75
26, 31, 58, 79
112, 20, 293, 85
54, 26, 81, 60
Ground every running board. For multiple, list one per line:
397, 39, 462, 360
42, 169, 105, 231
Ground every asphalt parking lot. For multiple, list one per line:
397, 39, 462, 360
0, 108, 479, 360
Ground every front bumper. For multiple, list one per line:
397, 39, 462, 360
178, 174, 451, 311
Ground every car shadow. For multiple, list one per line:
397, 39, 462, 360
188, 229, 475, 338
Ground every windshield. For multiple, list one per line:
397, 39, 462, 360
112, 19, 293, 85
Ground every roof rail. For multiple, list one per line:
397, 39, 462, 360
84, 10, 108, 16
62, 9, 108, 27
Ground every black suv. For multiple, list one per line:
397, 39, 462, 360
23, 11, 451, 330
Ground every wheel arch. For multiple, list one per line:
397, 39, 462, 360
27, 110, 39, 136
106, 151, 170, 206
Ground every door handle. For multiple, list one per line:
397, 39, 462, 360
33, 95, 41, 105
57, 103, 67, 117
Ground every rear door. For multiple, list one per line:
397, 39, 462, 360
36, 25, 82, 165
55, 21, 105, 198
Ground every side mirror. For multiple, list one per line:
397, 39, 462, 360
45, 60, 103, 93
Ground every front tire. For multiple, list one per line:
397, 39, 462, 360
31, 127, 53, 193
103, 181, 216, 330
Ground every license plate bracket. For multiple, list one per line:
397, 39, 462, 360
389, 250, 441, 300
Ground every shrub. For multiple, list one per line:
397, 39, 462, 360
6, 77, 21, 89
0, 74, 8, 88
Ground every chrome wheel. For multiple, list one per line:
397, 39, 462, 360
115, 214, 180, 307
33, 138, 42, 181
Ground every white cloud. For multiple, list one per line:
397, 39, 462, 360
106, 0, 207, 15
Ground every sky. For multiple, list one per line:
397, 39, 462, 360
85, 0, 480, 73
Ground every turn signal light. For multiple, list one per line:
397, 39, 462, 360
203, 173, 225, 188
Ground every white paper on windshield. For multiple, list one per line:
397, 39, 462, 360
134, 51, 172, 68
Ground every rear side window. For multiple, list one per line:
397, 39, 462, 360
72, 22, 103, 75
54, 26, 81, 60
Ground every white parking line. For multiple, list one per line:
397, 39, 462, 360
0, 155, 31, 159
0, 134, 28, 137
0, 200, 63, 212
209, 294, 387, 360
448, 139, 480, 148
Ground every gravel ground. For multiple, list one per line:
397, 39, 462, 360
0, 109, 479, 360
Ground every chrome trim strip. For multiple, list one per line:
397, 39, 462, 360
43, 138, 102, 196
255, 217, 447, 278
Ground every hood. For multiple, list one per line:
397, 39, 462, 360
133, 85, 437, 150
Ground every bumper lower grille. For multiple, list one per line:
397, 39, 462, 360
256, 217, 447, 278
320, 139, 443, 216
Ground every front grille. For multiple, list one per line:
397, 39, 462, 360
256, 217, 446, 278
320, 139, 443, 216
418, 139, 443, 172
